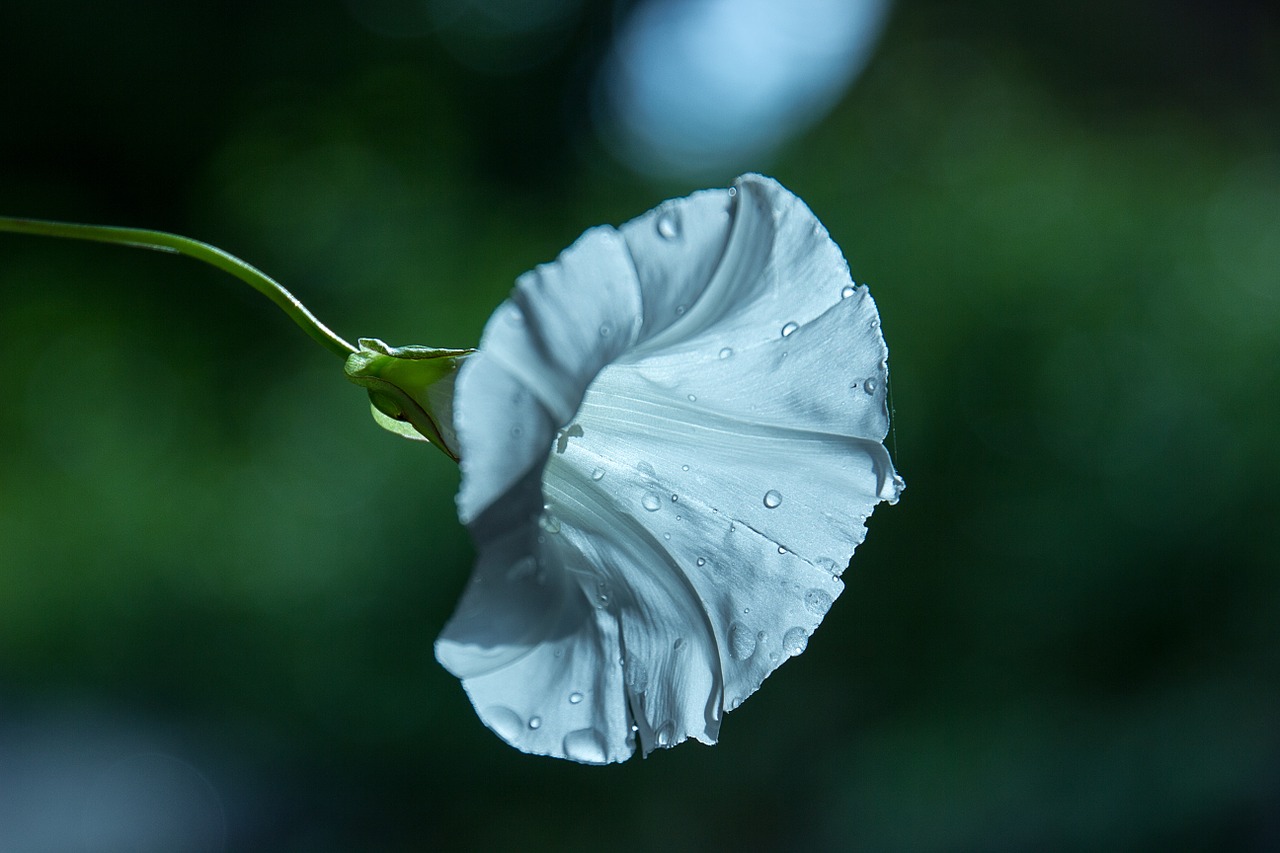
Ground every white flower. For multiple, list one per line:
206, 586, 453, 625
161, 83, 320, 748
436, 174, 902, 763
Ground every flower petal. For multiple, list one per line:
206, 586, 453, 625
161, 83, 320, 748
455, 227, 643, 523
435, 474, 633, 764
624, 174, 854, 359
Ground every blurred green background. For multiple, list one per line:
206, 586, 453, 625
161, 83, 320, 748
1, 1, 1278, 850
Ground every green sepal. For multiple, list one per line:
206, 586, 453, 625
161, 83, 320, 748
344, 338, 473, 462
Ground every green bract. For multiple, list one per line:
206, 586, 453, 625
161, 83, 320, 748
344, 338, 472, 461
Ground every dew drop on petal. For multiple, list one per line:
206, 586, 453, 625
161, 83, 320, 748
783, 627, 809, 656
656, 210, 680, 240
696, 557, 706, 567
569, 691, 583, 705
529, 716, 542, 730
815, 557, 841, 579
510, 426, 523, 438
718, 347, 733, 359
841, 285, 856, 298
763, 490, 783, 509
781, 321, 799, 337
563, 728, 610, 763
484, 706, 524, 741
729, 622, 757, 660
670, 494, 679, 503
599, 323, 611, 337
756, 630, 768, 644
675, 304, 686, 316
642, 494, 661, 512
864, 377, 878, 394
727, 186, 738, 197
673, 637, 686, 651
778, 546, 787, 554
591, 468, 605, 481
804, 588, 833, 616
687, 393, 697, 402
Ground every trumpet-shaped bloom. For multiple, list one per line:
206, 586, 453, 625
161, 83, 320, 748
436, 174, 902, 763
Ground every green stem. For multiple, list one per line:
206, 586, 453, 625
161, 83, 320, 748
0, 217, 357, 359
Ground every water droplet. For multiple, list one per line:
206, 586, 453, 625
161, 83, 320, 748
841, 285, 856, 298
670, 493, 679, 503
729, 622, 757, 660
804, 588, 833, 616
563, 728, 610, 763
663, 532, 671, 540
595, 579, 611, 609
696, 557, 706, 567
675, 304, 686, 316
655, 721, 676, 747
727, 186, 738, 197
591, 468, 605, 481
864, 377, 878, 394
763, 489, 783, 509
687, 393, 697, 402
718, 347, 734, 359
781, 321, 799, 337
887, 473, 906, 505
656, 210, 680, 240
783, 626, 809, 656
681, 464, 690, 472
642, 494, 661, 512
637, 461, 656, 477
730, 696, 742, 710
599, 323, 612, 337
569, 691, 583, 705
673, 637, 686, 651
757, 630, 769, 643
509, 426, 523, 438
778, 546, 788, 555
484, 706, 524, 741
529, 716, 542, 729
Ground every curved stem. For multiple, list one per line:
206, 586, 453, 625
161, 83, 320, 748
0, 217, 357, 359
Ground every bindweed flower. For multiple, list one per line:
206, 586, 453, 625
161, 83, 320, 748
436, 174, 903, 763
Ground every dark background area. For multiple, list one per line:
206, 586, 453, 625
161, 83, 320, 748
1, 1, 1277, 850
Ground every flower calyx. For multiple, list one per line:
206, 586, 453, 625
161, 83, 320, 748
344, 338, 472, 462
